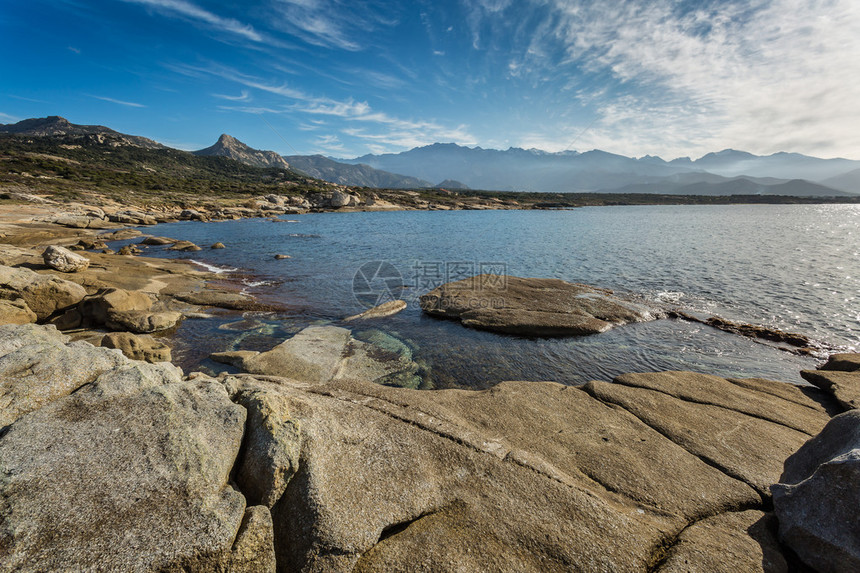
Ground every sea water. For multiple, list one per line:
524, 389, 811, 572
131, 204, 860, 388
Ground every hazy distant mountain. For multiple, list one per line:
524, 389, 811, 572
676, 149, 860, 182
0, 116, 164, 149
284, 155, 433, 189
194, 134, 290, 170
820, 168, 860, 194
607, 176, 849, 197
343, 143, 693, 192
340, 143, 859, 196
435, 179, 470, 190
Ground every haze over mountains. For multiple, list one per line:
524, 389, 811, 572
2, 116, 858, 197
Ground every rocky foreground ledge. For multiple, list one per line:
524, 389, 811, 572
1, 324, 858, 571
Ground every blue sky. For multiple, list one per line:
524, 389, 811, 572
2, 0, 859, 159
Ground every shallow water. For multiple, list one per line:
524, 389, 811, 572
132, 204, 860, 388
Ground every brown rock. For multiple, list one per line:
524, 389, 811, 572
117, 244, 141, 256
168, 240, 202, 252
106, 309, 182, 334
344, 300, 407, 321
0, 264, 88, 320
419, 275, 655, 336
101, 332, 172, 363
820, 353, 860, 372
801, 369, 860, 411
657, 511, 788, 573
140, 236, 178, 245
78, 287, 153, 326
211, 242, 226, 249
583, 375, 822, 496
0, 298, 37, 325
274, 254, 291, 260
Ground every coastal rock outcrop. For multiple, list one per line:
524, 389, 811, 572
0, 298, 37, 325
420, 275, 655, 336
41, 245, 90, 272
772, 409, 860, 571
0, 264, 87, 320
801, 367, 860, 411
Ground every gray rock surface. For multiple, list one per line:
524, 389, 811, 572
0, 264, 88, 320
772, 410, 860, 572
0, 374, 250, 571
420, 274, 655, 336
0, 324, 127, 427
41, 244, 90, 272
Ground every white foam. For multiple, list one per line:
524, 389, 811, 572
189, 260, 238, 274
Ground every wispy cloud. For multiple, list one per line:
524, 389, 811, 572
537, 0, 860, 158
121, 0, 263, 42
270, 0, 400, 51
67, 46, 81, 54
0, 112, 19, 123
91, 95, 146, 108
212, 89, 251, 101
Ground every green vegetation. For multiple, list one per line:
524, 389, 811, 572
0, 134, 332, 206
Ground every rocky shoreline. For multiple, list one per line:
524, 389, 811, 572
0, 200, 858, 571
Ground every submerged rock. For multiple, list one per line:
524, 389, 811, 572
41, 245, 90, 272
219, 325, 423, 388
344, 300, 407, 321
168, 240, 203, 252
420, 274, 654, 336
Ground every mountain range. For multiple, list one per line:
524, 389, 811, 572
1, 116, 858, 196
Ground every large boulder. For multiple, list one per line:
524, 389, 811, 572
78, 287, 153, 326
329, 190, 352, 208
0, 264, 88, 320
772, 410, 860, 572
41, 245, 90, 272
420, 275, 655, 336
106, 309, 183, 334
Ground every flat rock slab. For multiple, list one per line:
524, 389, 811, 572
657, 511, 788, 573
419, 274, 655, 336
225, 375, 677, 572
801, 369, 860, 411
820, 353, 860, 372
583, 374, 826, 496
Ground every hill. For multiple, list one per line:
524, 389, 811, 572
0, 116, 165, 150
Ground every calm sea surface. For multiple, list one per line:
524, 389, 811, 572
131, 204, 860, 388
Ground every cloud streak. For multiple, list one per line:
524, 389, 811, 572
91, 95, 146, 108
121, 0, 263, 42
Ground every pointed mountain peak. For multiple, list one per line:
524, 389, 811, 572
194, 134, 290, 170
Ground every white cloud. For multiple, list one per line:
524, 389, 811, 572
542, 0, 860, 158
121, 0, 263, 42
0, 112, 20, 123
91, 95, 146, 108
212, 90, 251, 101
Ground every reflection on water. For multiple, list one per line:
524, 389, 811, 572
137, 204, 860, 389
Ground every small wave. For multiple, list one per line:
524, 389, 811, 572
189, 260, 239, 274
289, 233, 322, 238
243, 279, 276, 288
655, 291, 685, 304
